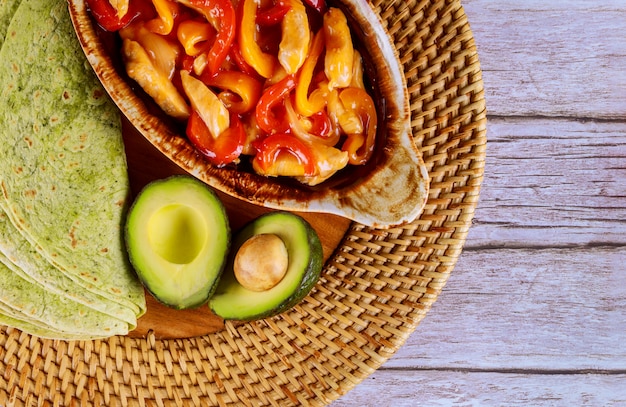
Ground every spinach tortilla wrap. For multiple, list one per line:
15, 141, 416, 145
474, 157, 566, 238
0, 211, 137, 328
0, 250, 131, 339
0, 310, 101, 341
0, 0, 146, 337
0, 0, 20, 49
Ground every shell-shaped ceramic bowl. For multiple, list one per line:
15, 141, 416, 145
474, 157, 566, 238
68, 0, 429, 228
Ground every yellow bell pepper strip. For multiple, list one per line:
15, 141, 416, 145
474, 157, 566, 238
187, 111, 246, 166
252, 133, 316, 177
323, 7, 354, 90
278, 0, 310, 74
338, 87, 377, 165
201, 70, 263, 114
145, 0, 180, 35
239, 0, 277, 78
121, 38, 190, 120
294, 29, 326, 116
86, 0, 154, 31
255, 74, 296, 134
180, 71, 230, 139
178, 0, 236, 76
177, 20, 216, 56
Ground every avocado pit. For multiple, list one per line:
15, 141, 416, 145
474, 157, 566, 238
210, 211, 324, 321
234, 234, 289, 292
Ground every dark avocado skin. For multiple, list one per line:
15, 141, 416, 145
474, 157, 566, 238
210, 211, 323, 320
272, 220, 323, 314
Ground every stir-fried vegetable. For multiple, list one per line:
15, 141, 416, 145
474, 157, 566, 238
145, 0, 179, 34
90, 0, 378, 185
87, 0, 150, 31
255, 75, 296, 134
253, 133, 316, 177
239, 0, 276, 79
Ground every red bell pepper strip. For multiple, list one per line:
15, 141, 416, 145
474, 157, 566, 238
254, 133, 316, 176
183, 0, 236, 76
308, 110, 332, 138
86, 0, 154, 32
256, 75, 296, 134
186, 111, 245, 166
294, 29, 325, 116
180, 53, 196, 73
302, 0, 326, 14
256, 1, 291, 26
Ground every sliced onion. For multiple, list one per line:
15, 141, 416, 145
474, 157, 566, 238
284, 97, 339, 146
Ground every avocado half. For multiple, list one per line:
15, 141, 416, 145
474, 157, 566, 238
125, 176, 230, 309
210, 211, 323, 321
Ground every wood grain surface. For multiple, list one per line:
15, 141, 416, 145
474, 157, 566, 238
333, 0, 626, 405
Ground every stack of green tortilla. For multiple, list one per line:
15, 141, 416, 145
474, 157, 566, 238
0, 0, 146, 339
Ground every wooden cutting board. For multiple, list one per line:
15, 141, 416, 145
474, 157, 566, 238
121, 118, 352, 339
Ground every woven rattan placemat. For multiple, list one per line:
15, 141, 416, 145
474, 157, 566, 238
0, 0, 486, 404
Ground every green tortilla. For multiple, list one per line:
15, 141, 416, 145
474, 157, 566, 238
0, 211, 137, 327
0, 0, 146, 339
0, 251, 131, 338
0, 311, 100, 341
0, 0, 20, 49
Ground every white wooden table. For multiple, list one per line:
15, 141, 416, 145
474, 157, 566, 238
333, 0, 626, 405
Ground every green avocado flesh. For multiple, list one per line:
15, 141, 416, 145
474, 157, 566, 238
210, 211, 323, 321
125, 176, 230, 309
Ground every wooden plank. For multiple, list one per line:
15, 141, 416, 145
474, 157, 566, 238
334, 1, 626, 405
465, 117, 626, 248
332, 369, 626, 406
332, 246, 626, 405
462, 0, 626, 118
383, 246, 626, 371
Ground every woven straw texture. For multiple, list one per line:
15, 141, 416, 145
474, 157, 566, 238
0, 0, 486, 405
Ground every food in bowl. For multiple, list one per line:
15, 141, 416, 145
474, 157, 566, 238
86, 0, 378, 187
70, 0, 430, 228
